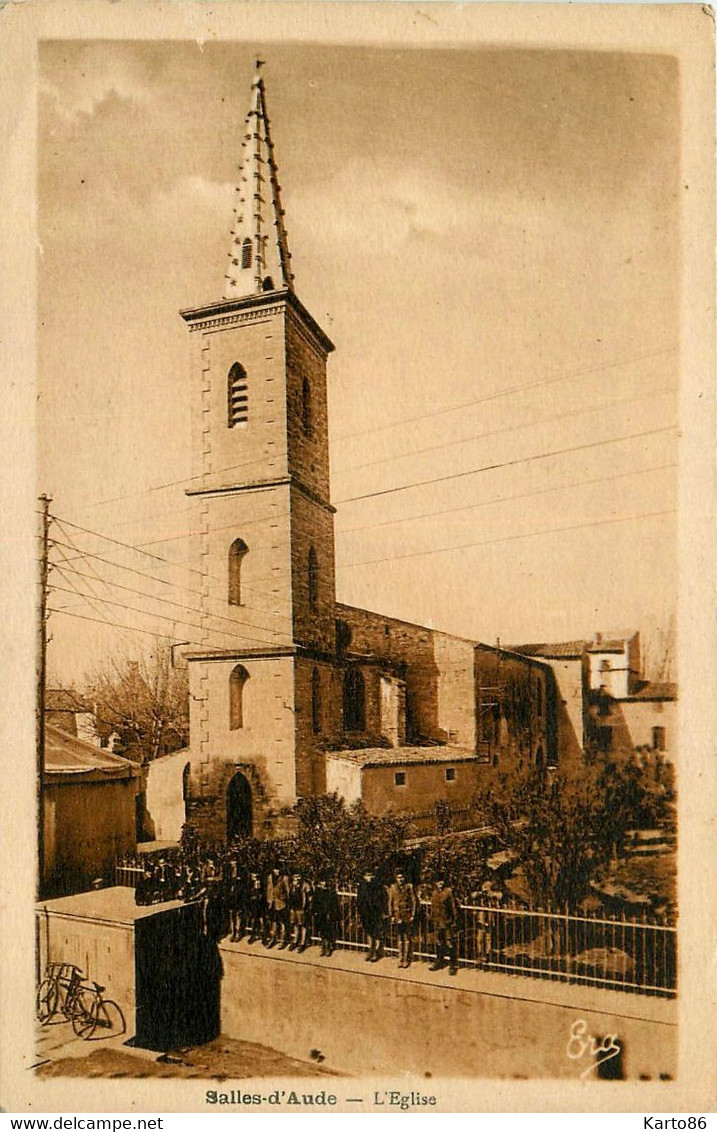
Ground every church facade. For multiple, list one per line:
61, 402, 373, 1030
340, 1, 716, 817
178, 68, 556, 842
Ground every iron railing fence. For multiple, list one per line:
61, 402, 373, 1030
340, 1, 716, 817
337, 892, 675, 998
115, 865, 143, 888
113, 867, 676, 997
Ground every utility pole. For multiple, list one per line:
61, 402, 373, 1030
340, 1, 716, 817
37, 493, 52, 899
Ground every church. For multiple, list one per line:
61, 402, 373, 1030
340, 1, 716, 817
173, 67, 558, 843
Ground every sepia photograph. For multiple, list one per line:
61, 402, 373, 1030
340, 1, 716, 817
0, 0, 714, 1116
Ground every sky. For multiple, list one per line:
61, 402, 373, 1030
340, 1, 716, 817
38, 40, 680, 684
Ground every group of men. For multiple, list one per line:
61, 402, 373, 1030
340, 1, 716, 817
124, 848, 462, 974
359, 870, 459, 974
228, 866, 342, 957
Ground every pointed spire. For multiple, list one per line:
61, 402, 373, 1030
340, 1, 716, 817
223, 62, 295, 301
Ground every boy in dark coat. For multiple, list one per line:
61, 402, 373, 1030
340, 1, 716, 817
357, 870, 388, 962
313, 876, 340, 957
429, 876, 459, 976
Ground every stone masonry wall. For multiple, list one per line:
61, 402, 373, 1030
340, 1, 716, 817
190, 303, 289, 493
290, 487, 337, 653
335, 604, 475, 748
285, 307, 332, 504
186, 653, 297, 841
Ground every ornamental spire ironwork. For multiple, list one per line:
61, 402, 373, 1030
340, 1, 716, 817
223, 62, 295, 300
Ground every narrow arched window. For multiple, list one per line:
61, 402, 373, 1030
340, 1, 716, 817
241, 237, 252, 270
535, 677, 543, 718
229, 665, 249, 730
308, 546, 319, 613
343, 667, 365, 732
182, 762, 191, 803
311, 667, 322, 735
302, 377, 313, 436
228, 538, 248, 606
227, 363, 248, 427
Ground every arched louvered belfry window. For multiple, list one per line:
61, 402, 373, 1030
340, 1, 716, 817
241, 237, 252, 270
308, 546, 319, 613
343, 667, 366, 733
227, 363, 249, 427
228, 538, 248, 606
302, 377, 313, 436
311, 667, 322, 735
229, 665, 249, 730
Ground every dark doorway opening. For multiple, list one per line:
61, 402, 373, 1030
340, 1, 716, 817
227, 771, 252, 840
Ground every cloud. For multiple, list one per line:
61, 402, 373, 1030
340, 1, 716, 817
40, 56, 153, 123
290, 157, 479, 251
288, 154, 575, 280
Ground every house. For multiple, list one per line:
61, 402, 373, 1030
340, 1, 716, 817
172, 67, 557, 842
508, 640, 589, 770
513, 633, 677, 766
42, 724, 140, 897
45, 688, 99, 747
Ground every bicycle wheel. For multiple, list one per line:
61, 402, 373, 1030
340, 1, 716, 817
36, 978, 58, 1025
71, 990, 99, 1039
91, 999, 126, 1039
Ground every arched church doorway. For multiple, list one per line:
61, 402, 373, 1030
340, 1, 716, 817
227, 771, 253, 840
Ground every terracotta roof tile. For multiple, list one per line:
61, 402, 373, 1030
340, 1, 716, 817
326, 745, 478, 769
510, 641, 586, 659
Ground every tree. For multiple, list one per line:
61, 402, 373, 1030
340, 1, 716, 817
291, 793, 409, 884
82, 641, 189, 764
475, 760, 658, 910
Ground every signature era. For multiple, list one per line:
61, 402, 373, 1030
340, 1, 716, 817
566, 1019, 621, 1079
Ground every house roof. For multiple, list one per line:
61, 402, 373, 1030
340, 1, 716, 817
44, 724, 139, 780
618, 681, 678, 702
46, 688, 91, 713
587, 639, 627, 654
326, 745, 478, 770
510, 641, 586, 659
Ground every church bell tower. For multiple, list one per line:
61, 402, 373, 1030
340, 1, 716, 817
180, 64, 338, 841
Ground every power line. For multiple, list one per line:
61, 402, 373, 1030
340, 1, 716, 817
53, 515, 206, 575
54, 561, 293, 643
47, 606, 212, 648
336, 507, 677, 571
45, 603, 515, 675
61, 342, 677, 512
331, 343, 678, 444
52, 526, 157, 633
141, 460, 676, 557
52, 556, 120, 629
52, 514, 296, 612
74, 452, 274, 512
334, 425, 678, 505
331, 385, 677, 477
49, 580, 289, 649
137, 506, 290, 548
51, 537, 190, 591
50, 519, 294, 648
337, 462, 678, 537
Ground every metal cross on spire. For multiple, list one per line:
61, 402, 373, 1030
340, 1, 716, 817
223, 62, 295, 300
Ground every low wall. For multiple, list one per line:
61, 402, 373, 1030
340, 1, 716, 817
37, 892, 138, 1033
36, 890, 677, 1080
219, 940, 677, 1080
36, 888, 184, 1038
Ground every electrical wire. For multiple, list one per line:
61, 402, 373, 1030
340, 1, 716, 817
334, 425, 678, 505
336, 507, 677, 571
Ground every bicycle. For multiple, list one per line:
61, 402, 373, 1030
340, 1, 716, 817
36, 963, 125, 1040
